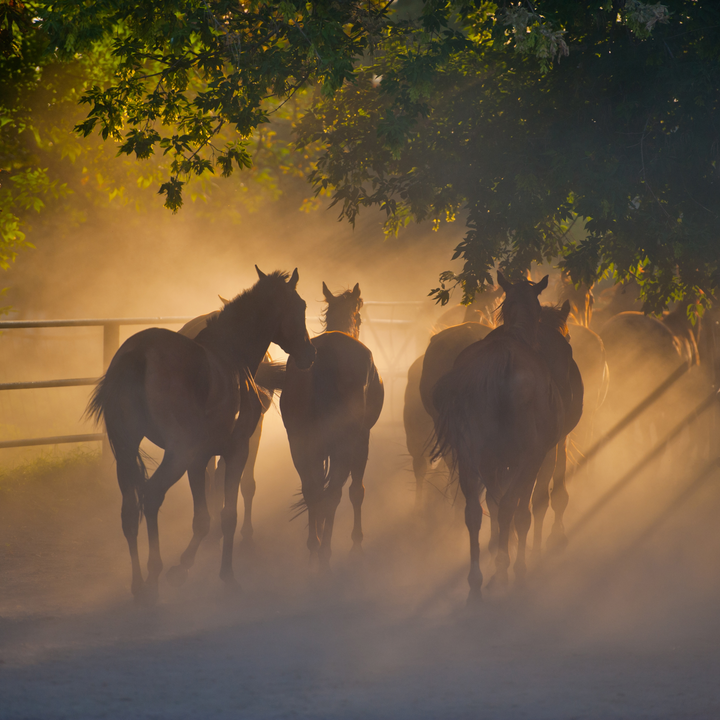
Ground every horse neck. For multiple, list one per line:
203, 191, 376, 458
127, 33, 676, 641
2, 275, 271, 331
200, 306, 275, 375
325, 307, 359, 337
503, 303, 540, 345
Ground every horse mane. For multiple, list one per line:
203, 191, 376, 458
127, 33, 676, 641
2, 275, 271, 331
206, 270, 291, 331
540, 304, 570, 337
496, 299, 569, 335
322, 289, 363, 335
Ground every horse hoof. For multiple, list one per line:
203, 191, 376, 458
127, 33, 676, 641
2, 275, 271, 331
466, 586, 483, 607
349, 544, 364, 560
166, 565, 189, 587
547, 531, 568, 554
238, 537, 255, 558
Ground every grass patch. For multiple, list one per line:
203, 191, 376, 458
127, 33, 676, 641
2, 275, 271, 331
0, 448, 114, 524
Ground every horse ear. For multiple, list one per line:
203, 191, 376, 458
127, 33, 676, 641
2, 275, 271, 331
288, 268, 299, 289
560, 299, 571, 322
352, 282, 361, 299
255, 265, 267, 280
534, 275, 549, 295
497, 271, 511, 293
322, 281, 334, 303
218, 295, 230, 306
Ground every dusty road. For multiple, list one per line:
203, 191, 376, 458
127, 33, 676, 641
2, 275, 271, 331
1, 415, 719, 719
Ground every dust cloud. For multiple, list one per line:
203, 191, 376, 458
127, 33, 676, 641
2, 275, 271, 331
1, 202, 720, 718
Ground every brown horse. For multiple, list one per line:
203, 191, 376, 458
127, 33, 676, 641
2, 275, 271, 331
178, 308, 281, 549
599, 311, 687, 431
87, 268, 315, 601
280, 282, 384, 569
405, 321, 494, 507
434, 286, 503, 330
433, 273, 569, 603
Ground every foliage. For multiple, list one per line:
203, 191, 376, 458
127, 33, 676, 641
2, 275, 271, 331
4, 0, 719, 314
0, 1, 67, 281
300, 0, 720, 312
0, 0, 333, 283
40, 0, 395, 210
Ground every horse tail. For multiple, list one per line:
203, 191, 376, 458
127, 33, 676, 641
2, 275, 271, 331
86, 349, 148, 515
255, 360, 286, 393
431, 343, 510, 473
364, 361, 384, 429
431, 369, 466, 468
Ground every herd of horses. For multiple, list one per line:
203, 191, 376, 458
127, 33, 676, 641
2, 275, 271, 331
88, 267, 716, 605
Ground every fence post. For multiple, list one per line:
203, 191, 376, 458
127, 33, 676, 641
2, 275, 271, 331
102, 322, 120, 470
103, 322, 120, 371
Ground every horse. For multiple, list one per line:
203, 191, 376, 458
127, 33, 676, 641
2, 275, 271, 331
555, 275, 610, 453
590, 279, 643, 333
280, 282, 384, 569
405, 321, 494, 508
432, 273, 573, 603
178, 307, 283, 549
599, 311, 688, 435
434, 286, 503, 330
403, 288, 502, 507
87, 268, 316, 602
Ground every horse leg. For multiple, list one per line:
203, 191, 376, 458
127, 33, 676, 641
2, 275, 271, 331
218, 439, 250, 587
513, 485, 534, 584
288, 436, 324, 561
547, 436, 569, 553
486, 491, 499, 556
239, 415, 263, 550
116, 446, 145, 599
490, 480, 520, 589
206, 457, 224, 540
142, 451, 188, 602
348, 430, 370, 555
412, 450, 429, 511
459, 459, 483, 604
318, 451, 352, 572
531, 446, 557, 558
166, 457, 212, 587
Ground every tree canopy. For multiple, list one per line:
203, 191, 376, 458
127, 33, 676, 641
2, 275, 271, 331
301, 0, 720, 312
3, 1, 720, 313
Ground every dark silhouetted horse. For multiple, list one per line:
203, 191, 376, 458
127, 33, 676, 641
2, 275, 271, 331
433, 273, 577, 603
599, 311, 687, 434
280, 282, 384, 569
405, 321, 494, 507
88, 268, 315, 601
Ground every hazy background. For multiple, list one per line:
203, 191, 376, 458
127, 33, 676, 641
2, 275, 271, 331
0, 177, 719, 719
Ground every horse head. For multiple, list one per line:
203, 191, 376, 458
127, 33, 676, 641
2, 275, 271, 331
321, 281, 364, 339
256, 266, 316, 370
497, 271, 548, 335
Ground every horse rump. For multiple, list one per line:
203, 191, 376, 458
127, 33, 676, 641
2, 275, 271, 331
86, 347, 149, 514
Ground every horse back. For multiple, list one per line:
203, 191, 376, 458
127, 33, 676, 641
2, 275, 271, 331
313, 331, 383, 428
107, 328, 240, 451
420, 322, 493, 418
434, 334, 564, 469
282, 331, 383, 435
404, 355, 434, 457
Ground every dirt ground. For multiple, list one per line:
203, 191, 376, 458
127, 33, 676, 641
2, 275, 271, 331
1, 413, 720, 720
